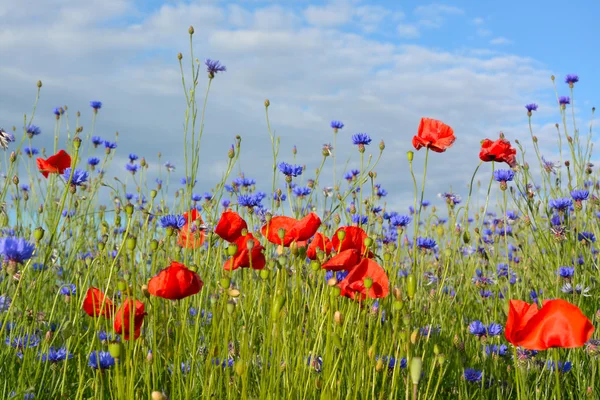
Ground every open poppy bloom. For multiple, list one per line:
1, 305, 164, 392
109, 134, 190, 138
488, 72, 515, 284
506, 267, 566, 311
82, 287, 114, 318
306, 233, 333, 260
322, 249, 362, 271
147, 261, 203, 300
214, 210, 248, 242
412, 118, 455, 153
505, 299, 594, 350
224, 232, 266, 271
331, 226, 372, 257
36, 150, 71, 178
261, 213, 321, 247
479, 138, 517, 167
114, 299, 146, 340
177, 209, 205, 249
338, 258, 389, 300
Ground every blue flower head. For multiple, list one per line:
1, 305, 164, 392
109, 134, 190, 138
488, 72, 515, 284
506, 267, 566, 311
558, 266, 574, 278
330, 120, 344, 130
464, 368, 482, 383
278, 162, 303, 177
125, 164, 139, 174
104, 140, 117, 150
578, 232, 596, 243
88, 351, 115, 369
292, 186, 311, 197
205, 59, 226, 76
128, 153, 138, 163
40, 347, 72, 362
390, 215, 411, 228
559, 96, 570, 106
24, 147, 39, 157
26, 125, 41, 137
60, 284, 76, 296
63, 168, 88, 186
0, 237, 35, 264
160, 215, 186, 230
351, 133, 372, 146
416, 237, 436, 250
550, 198, 573, 212
525, 103, 538, 112
87, 157, 100, 167
91, 136, 103, 146
564, 74, 579, 85
493, 169, 515, 182
90, 101, 102, 110
571, 189, 589, 201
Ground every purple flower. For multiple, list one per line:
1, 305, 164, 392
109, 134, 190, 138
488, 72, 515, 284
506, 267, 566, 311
125, 164, 140, 174
91, 136, 103, 147
90, 101, 102, 110
292, 186, 311, 197
564, 74, 579, 85
88, 351, 115, 369
164, 162, 175, 172
416, 237, 436, 250
525, 103, 538, 112
330, 120, 344, 130
559, 96, 570, 106
549, 197, 573, 212
63, 168, 88, 186
493, 169, 514, 182
160, 215, 186, 230
24, 147, 39, 157
571, 189, 589, 201
128, 153, 139, 163
104, 140, 117, 150
464, 368, 482, 383
87, 157, 100, 167
26, 124, 41, 137
558, 266, 574, 278
0, 237, 35, 264
40, 347, 72, 362
390, 215, 411, 228
278, 162, 303, 177
205, 59, 226, 76
578, 232, 596, 243
351, 133, 372, 146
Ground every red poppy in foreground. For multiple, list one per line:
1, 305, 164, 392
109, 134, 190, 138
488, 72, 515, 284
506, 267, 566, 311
36, 150, 71, 178
147, 261, 203, 300
224, 232, 266, 271
479, 137, 517, 167
82, 287, 114, 318
412, 118, 455, 153
261, 213, 321, 247
114, 299, 146, 340
505, 299, 594, 350
177, 209, 205, 249
306, 232, 333, 260
338, 258, 389, 300
331, 226, 371, 256
214, 210, 248, 242
322, 249, 362, 271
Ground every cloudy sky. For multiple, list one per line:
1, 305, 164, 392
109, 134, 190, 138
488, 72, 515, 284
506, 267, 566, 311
1, 0, 598, 215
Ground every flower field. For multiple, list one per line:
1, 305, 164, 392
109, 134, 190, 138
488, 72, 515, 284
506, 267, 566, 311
0, 32, 598, 399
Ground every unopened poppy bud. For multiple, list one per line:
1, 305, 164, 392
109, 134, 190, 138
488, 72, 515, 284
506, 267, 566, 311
97, 241, 105, 251
73, 136, 82, 149
34, 227, 45, 241
364, 277, 373, 289
271, 295, 286, 320
125, 203, 134, 216
375, 359, 385, 372
126, 236, 137, 250
364, 237, 373, 249
379, 140, 385, 151
337, 230, 346, 241
141, 284, 150, 298
227, 244, 238, 256
331, 286, 341, 297
393, 287, 402, 300
277, 228, 286, 241
220, 277, 231, 289
228, 288, 241, 298
406, 274, 416, 300
436, 226, 444, 236
9, 152, 16, 163
151, 392, 166, 400
383, 252, 391, 262
462, 231, 470, 244
290, 241, 298, 256
188, 25, 194, 35
407, 151, 414, 162
393, 300, 404, 311
334, 310, 343, 325
264, 99, 270, 108
260, 269, 270, 280
410, 357, 423, 385
12, 176, 18, 185
117, 280, 127, 292
108, 342, 122, 359
226, 300, 235, 314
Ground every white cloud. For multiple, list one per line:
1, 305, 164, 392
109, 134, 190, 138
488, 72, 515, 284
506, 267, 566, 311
414, 3, 464, 28
490, 37, 512, 45
397, 24, 420, 38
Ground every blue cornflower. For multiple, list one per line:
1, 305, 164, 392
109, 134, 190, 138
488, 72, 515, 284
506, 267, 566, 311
222, 199, 231, 208
525, 103, 538, 112
571, 189, 589, 201
203, 192, 213, 201
485, 344, 508, 357
212, 357, 235, 368
125, 164, 139, 174
273, 191, 286, 202
0, 295, 11, 312
125, 193, 134, 201
530, 289, 542, 303
325, 270, 349, 282
90, 101, 102, 111
559, 96, 570, 106
26, 124, 41, 137
0, 237, 35, 264
278, 162, 303, 177
558, 266, 574, 278
330, 120, 344, 130
53, 107, 63, 116
63, 168, 88, 186
416, 237, 436, 250
371, 206, 382, 214
421, 200, 430, 207
233, 176, 256, 188
88, 351, 115, 369
479, 289, 494, 298
87, 157, 100, 167
24, 147, 39, 157
390, 215, 411, 228
192, 193, 202, 202
472, 269, 495, 286
578, 232, 596, 243
420, 326, 441, 336
32, 263, 46, 272
60, 284, 76, 296
128, 153, 138, 163
464, 368, 482, 383
550, 198, 573, 212
181, 177, 197, 186
564, 74, 579, 85
292, 186, 311, 197
352, 214, 368, 225
238, 193, 264, 208
351, 133, 372, 146
6, 334, 40, 349
439, 192, 461, 205
160, 215, 186, 230
343, 172, 354, 182
40, 347, 72, 362
91, 136, 103, 147
104, 140, 117, 150
506, 210, 519, 221
547, 361, 572, 373
375, 185, 387, 198
164, 161, 175, 172
20, 184, 30, 192
205, 59, 226, 76
469, 321, 487, 337
493, 169, 515, 182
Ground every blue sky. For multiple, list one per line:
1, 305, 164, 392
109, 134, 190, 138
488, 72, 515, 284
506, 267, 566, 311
1, 0, 597, 214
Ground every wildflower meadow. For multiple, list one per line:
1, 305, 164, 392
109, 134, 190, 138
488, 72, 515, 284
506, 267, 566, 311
1, 30, 599, 400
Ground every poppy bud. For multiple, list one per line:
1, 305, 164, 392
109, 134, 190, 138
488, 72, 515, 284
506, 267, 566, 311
149, 240, 159, 251
364, 277, 373, 289
334, 311, 343, 325
141, 284, 150, 298
73, 136, 82, 149
271, 295, 286, 320
383, 252, 391, 262
375, 359, 385, 372
379, 140, 385, 151
12, 175, 18, 185
393, 300, 404, 311
109, 342, 122, 359
34, 227, 45, 241
462, 231, 470, 244
9, 151, 16, 163
126, 236, 137, 251
433, 344, 441, 355
406, 151, 414, 162
337, 230, 346, 241
260, 269, 270, 280
406, 274, 416, 300
331, 286, 341, 297
393, 287, 402, 300
333, 214, 341, 224
151, 392, 166, 400
125, 203, 134, 216
226, 300, 235, 314
290, 241, 298, 256
98, 241, 105, 251
117, 280, 127, 292
264, 99, 270, 108
364, 237, 373, 249
277, 228, 286, 240
188, 25, 194, 35
227, 244, 238, 256
220, 277, 231, 289
436, 226, 444, 237
410, 357, 423, 385
177, 52, 183, 61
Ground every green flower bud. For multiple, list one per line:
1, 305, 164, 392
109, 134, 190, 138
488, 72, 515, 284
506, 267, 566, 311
363, 277, 373, 289
406, 273, 416, 300
393, 300, 404, 311
277, 228, 286, 240
33, 227, 45, 241
410, 357, 423, 385
310, 260, 321, 271
364, 237, 373, 249
125, 203, 134, 216
337, 229, 346, 241
150, 239, 159, 251
462, 231, 470, 244
220, 277, 231, 289
226, 300, 235, 314
271, 295, 286, 320
126, 236, 137, 251
260, 269, 270, 280
150, 190, 157, 199
117, 280, 127, 292
227, 244, 238, 256
108, 342, 122, 359
406, 151, 414, 162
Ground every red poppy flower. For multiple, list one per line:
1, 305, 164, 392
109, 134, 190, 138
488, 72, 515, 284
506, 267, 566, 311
505, 299, 594, 350
338, 258, 389, 300
261, 213, 321, 247
147, 261, 203, 300
322, 249, 362, 271
36, 150, 71, 178
224, 232, 266, 271
331, 226, 371, 256
479, 138, 517, 167
215, 210, 248, 242
82, 287, 114, 318
177, 209, 205, 249
412, 118, 456, 153
114, 299, 146, 340
307, 233, 333, 260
